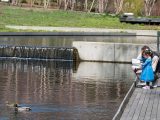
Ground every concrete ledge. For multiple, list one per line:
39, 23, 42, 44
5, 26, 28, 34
73, 41, 143, 62
0, 32, 136, 36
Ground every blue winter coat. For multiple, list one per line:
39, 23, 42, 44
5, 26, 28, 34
140, 58, 154, 82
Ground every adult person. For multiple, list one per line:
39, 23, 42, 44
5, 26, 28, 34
132, 45, 159, 87
133, 45, 159, 74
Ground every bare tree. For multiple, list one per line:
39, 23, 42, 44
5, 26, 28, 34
11, 0, 17, 5
57, 0, 62, 9
11, 0, 20, 5
98, 0, 108, 13
144, 0, 157, 16
30, 0, 36, 7
66, 0, 76, 10
56, 0, 75, 10
88, 0, 96, 12
44, 0, 50, 8
98, 0, 103, 13
84, 0, 88, 11
70, 0, 76, 10
114, 0, 124, 14
104, 0, 109, 12
64, 0, 68, 10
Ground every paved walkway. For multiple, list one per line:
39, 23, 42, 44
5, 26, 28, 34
5, 25, 157, 36
120, 87, 160, 120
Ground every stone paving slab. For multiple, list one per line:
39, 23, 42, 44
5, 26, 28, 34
120, 87, 160, 120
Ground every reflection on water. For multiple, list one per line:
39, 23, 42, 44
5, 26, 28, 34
73, 62, 134, 82
0, 60, 134, 120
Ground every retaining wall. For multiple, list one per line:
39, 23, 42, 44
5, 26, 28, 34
73, 41, 144, 63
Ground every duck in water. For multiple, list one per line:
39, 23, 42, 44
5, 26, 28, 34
6, 101, 31, 112
14, 104, 31, 112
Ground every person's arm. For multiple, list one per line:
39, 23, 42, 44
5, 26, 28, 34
152, 56, 159, 72
137, 52, 146, 63
137, 52, 142, 60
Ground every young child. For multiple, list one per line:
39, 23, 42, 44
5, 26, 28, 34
140, 49, 154, 89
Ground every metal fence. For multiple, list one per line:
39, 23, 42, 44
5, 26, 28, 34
157, 31, 160, 52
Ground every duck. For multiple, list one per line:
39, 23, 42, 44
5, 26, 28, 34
5, 102, 31, 112
14, 104, 31, 112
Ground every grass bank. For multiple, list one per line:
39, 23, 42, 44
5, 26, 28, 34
0, 5, 160, 32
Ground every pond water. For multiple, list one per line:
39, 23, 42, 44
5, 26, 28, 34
0, 35, 141, 120
0, 60, 134, 120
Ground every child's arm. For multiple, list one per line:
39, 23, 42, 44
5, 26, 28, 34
142, 59, 150, 68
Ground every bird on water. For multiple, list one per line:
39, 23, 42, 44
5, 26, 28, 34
6, 101, 31, 112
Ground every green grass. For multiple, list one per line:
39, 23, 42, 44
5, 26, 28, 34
0, 6, 160, 32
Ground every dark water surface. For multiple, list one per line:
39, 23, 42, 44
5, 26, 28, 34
0, 60, 134, 120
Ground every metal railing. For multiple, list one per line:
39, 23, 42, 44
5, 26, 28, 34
157, 31, 160, 52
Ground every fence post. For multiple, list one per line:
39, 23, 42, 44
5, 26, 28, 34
157, 31, 160, 52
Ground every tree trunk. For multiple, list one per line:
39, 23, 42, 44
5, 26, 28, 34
44, 0, 47, 8
104, 0, 109, 11
98, 0, 103, 13
114, 0, 124, 14
71, 0, 75, 10
44, 0, 50, 8
46, 0, 50, 8
11, 0, 19, 5
144, 0, 156, 16
11, 0, 16, 5
64, 0, 69, 10
88, 0, 96, 12
30, 0, 33, 7
98, 0, 108, 13
84, 0, 88, 11
57, 0, 62, 9
30, 0, 36, 7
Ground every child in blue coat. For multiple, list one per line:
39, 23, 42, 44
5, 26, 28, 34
140, 49, 154, 89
